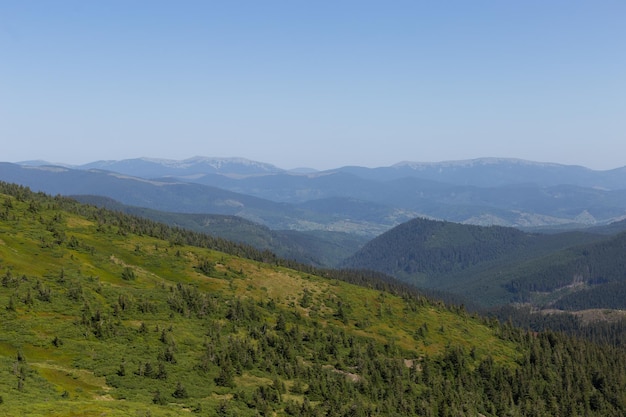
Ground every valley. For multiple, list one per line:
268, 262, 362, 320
5, 157, 626, 312
7, 2, 626, 415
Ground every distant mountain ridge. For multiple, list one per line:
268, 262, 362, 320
0, 162, 408, 236
6, 156, 626, 230
78, 156, 284, 178
20, 156, 626, 188
340, 158, 626, 189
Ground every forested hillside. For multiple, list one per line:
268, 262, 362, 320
503, 231, 626, 309
342, 217, 533, 279
341, 217, 610, 306
1, 182, 626, 416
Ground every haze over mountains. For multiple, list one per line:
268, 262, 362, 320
22, 155, 626, 189
10, 156, 626, 231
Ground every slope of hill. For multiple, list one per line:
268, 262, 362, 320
2, 182, 626, 415
502, 231, 626, 310
71, 195, 368, 267
341, 217, 610, 306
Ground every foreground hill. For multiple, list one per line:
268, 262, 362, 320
341, 217, 613, 306
1, 182, 626, 416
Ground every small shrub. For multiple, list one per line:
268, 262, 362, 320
152, 390, 167, 405
172, 381, 188, 399
121, 267, 136, 281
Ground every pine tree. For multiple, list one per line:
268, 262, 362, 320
172, 381, 188, 399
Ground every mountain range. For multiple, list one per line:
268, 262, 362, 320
9, 157, 626, 232
24, 156, 626, 189
5, 156, 626, 310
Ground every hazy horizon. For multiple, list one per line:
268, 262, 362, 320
10, 154, 626, 173
2, 2, 625, 171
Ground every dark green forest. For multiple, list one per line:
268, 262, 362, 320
342, 216, 626, 308
504, 232, 626, 305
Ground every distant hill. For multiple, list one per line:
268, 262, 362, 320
342, 217, 533, 279
60, 156, 626, 228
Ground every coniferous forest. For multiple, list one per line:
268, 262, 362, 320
1, 181, 626, 416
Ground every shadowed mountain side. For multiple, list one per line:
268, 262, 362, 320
501, 231, 626, 310
341, 217, 613, 306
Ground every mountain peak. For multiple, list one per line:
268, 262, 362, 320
77, 156, 284, 178
180, 156, 283, 172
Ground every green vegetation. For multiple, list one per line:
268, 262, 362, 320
1, 182, 626, 416
72, 195, 368, 268
342, 217, 621, 307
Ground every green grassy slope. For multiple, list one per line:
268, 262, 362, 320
1, 183, 625, 416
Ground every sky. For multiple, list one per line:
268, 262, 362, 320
1, 1, 625, 170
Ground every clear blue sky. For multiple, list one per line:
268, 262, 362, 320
2, 1, 625, 170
